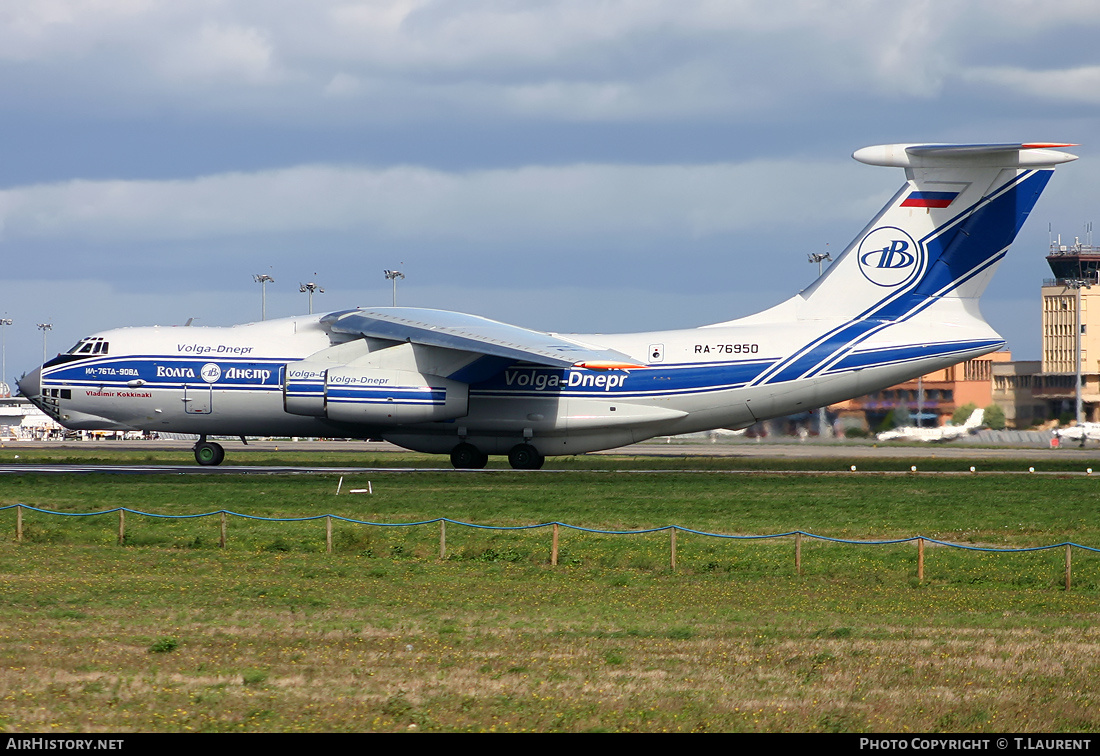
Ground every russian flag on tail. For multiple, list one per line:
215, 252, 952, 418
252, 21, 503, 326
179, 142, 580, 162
901, 191, 959, 208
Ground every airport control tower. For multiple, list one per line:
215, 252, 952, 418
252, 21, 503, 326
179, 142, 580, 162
1046, 237, 1100, 281
1037, 237, 1100, 422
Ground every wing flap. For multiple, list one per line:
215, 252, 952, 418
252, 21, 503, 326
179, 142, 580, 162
322, 308, 641, 369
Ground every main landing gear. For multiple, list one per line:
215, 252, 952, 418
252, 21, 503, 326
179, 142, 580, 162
450, 442, 489, 469
193, 436, 225, 466
448, 442, 545, 470
507, 443, 545, 470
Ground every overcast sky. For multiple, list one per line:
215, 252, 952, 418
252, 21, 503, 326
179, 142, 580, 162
2, 0, 1099, 382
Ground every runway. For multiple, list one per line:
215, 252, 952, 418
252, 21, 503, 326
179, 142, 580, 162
0, 464, 457, 475
0, 436, 1096, 475
606, 440, 1096, 462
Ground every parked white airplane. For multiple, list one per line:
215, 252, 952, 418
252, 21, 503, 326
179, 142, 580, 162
1053, 422, 1100, 445
876, 408, 985, 443
19, 143, 1077, 468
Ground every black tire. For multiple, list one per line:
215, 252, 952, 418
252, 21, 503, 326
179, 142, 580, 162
507, 443, 544, 470
450, 442, 487, 469
194, 441, 225, 466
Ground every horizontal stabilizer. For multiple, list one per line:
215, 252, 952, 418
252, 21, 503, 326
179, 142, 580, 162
853, 143, 1078, 168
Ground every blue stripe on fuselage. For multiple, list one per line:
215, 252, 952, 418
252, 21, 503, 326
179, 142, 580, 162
823, 339, 1005, 373
42, 355, 287, 389
471, 360, 777, 398
326, 385, 447, 405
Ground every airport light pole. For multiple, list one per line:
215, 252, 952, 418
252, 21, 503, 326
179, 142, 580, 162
299, 282, 325, 314
808, 251, 833, 436
0, 318, 11, 388
808, 251, 832, 277
384, 269, 405, 307
37, 323, 52, 366
916, 374, 924, 428
254, 274, 275, 321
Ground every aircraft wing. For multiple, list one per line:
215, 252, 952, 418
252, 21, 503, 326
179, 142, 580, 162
321, 308, 642, 369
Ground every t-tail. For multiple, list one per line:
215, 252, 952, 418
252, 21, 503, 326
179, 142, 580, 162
719, 143, 1077, 397
803, 142, 1077, 319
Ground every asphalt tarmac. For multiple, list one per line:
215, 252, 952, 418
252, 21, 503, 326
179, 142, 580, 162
0, 436, 1096, 475
607, 439, 1095, 461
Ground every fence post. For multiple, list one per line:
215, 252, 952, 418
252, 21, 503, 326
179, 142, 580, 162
551, 523, 559, 566
326, 516, 332, 554
917, 537, 925, 583
670, 527, 677, 570
219, 511, 227, 549
795, 531, 802, 576
16, 505, 22, 543
1066, 544, 1072, 591
440, 520, 446, 560
118, 509, 125, 546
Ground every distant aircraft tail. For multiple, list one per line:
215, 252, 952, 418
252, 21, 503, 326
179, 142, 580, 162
962, 407, 985, 430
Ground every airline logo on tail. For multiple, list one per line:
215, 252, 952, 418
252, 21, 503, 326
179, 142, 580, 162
857, 226, 923, 287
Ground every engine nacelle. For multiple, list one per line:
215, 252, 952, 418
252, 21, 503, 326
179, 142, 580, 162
325, 366, 469, 424
284, 363, 469, 424
283, 362, 327, 417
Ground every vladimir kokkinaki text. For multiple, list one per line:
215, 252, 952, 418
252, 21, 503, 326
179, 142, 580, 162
860, 738, 1092, 751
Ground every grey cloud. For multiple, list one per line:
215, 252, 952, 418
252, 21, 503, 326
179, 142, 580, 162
5, 1, 1081, 123
0, 159, 879, 244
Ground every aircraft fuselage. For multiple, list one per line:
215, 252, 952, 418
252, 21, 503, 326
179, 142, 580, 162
29, 309, 1001, 459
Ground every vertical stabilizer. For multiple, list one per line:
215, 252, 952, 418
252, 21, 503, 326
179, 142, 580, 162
715, 143, 1077, 392
799, 143, 1077, 321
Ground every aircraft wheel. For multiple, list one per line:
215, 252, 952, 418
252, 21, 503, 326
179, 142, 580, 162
507, 443, 544, 470
194, 441, 225, 466
450, 442, 488, 469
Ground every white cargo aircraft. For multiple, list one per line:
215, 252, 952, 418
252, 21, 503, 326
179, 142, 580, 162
19, 143, 1077, 469
876, 407, 985, 443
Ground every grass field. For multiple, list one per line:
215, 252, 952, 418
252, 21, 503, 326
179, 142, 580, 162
1, 448, 1099, 732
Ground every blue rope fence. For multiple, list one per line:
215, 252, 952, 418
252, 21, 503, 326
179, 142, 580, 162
5, 503, 1097, 588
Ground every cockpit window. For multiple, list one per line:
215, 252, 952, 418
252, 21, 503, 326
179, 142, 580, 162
69, 337, 109, 356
